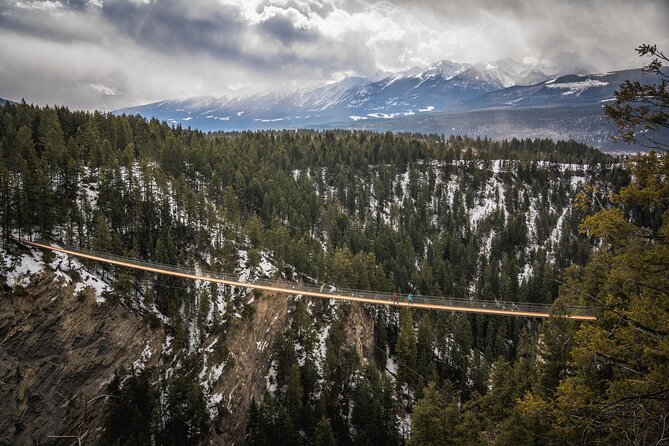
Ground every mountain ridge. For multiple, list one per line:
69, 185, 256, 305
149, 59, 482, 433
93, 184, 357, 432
114, 60, 661, 150
114, 57, 561, 125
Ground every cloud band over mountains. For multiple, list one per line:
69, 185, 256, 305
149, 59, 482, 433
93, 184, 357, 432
0, 0, 667, 110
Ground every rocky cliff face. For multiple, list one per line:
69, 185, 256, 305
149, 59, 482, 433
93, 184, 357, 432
193, 291, 375, 445
0, 270, 166, 445
344, 303, 374, 363
0, 252, 377, 445
211, 291, 289, 445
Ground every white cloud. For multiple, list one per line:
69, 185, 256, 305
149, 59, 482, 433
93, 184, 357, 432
0, 0, 667, 110
14, 0, 63, 11
88, 83, 120, 95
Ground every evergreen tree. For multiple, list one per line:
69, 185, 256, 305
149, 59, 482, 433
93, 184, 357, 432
162, 370, 209, 445
514, 44, 669, 445
314, 417, 337, 446
101, 369, 158, 446
408, 384, 458, 446
396, 309, 417, 389
416, 314, 436, 392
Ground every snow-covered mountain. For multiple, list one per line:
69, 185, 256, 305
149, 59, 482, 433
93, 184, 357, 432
459, 69, 649, 111
115, 58, 537, 128
115, 60, 649, 138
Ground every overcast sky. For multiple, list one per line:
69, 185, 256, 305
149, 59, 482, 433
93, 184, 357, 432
1, 0, 667, 110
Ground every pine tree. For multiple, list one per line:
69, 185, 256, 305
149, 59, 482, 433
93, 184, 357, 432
0, 165, 13, 241
91, 214, 112, 252
408, 384, 458, 446
516, 45, 669, 444
416, 314, 436, 392
101, 369, 159, 446
222, 185, 240, 227
396, 309, 417, 389
604, 44, 669, 151
351, 364, 399, 445
162, 370, 209, 445
536, 300, 578, 395
314, 417, 337, 446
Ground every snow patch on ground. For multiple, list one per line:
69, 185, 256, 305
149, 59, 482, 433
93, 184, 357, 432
133, 343, 153, 372
386, 351, 398, 376
2, 245, 111, 302
525, 196, 540, 244
315, 323, 331, 376
519, 263, 533, 284
208, 392, 223, 415
266, 360, 278, 393
237, 250, 250, 282
3, 248, 45, 288
468, 176, 505, 227
258, 252, 277, 278
73, 272, 110, 303
549, 207, 569, 250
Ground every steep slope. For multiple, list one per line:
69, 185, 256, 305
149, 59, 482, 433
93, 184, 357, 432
117, 77, 374, 131
516, 69, 551, 86
0, 239, 376, 445
1, 103, 629, 444
210, 290, 290, 445
0, 267, 167, 444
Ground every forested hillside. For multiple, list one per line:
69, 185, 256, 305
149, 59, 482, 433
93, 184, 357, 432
3, 100, 665, 445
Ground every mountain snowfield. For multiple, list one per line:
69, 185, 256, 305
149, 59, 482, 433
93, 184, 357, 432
114, 58, 661, 151
116, 57, 555, 130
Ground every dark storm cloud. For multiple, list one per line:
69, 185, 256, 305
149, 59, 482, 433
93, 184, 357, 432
257, 13, 313, 45
0, 0, 667, 110
94, 0, 366, 73
0, 3, 99, 44
100, 1, 249, 61
0, 0, 380, 109
100, 0, 372, 74
96, 0, 367, 74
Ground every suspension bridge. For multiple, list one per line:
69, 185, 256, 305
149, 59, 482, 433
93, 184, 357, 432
13, 237, 599, 320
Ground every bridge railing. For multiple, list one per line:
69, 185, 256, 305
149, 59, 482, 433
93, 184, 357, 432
40, 240, 598, 318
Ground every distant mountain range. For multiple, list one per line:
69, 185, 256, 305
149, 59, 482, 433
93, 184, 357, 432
116, 59, 663, 151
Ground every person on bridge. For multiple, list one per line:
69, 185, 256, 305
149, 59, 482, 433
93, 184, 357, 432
407, 293, 413, 305
392, 292, 398, 304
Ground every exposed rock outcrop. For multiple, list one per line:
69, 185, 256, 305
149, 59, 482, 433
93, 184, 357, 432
0, 267, 377, 446
211, 291, 289, 445
0, 272, 165, 445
